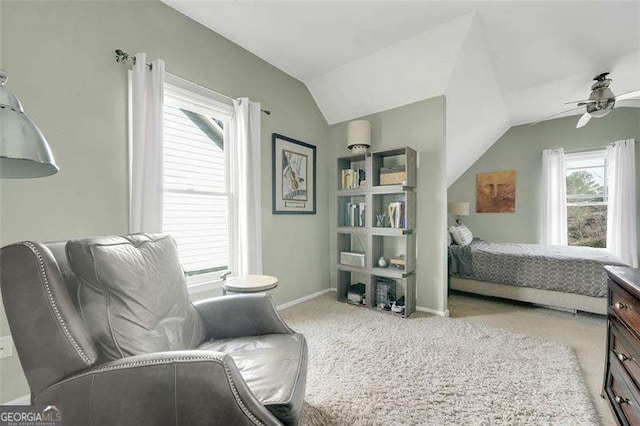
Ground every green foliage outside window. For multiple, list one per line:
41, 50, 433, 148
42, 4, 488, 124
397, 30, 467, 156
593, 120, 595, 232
566, 168, 606, 247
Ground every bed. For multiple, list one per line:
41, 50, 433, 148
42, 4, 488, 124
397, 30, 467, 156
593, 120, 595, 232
448, 240, 628, 314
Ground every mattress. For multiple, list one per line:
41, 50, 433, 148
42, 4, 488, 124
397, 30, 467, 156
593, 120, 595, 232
448, 240, 627, 297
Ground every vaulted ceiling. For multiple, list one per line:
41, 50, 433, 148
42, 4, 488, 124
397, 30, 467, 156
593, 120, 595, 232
162, 1, 640, 185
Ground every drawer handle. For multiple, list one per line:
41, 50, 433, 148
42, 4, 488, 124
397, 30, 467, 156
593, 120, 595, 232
615, 301, 627, 310
617, 351, 630, 362
615, 395, 630, 405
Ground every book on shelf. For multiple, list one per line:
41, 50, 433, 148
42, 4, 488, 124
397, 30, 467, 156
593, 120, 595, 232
341, 168, 366, 189
344, 202, 366, 227
387, 201, 406, 228
390, 255, 406, 269
350, 204, 357, 227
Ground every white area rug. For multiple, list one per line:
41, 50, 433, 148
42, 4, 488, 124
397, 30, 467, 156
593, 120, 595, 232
279, 295, 598, 425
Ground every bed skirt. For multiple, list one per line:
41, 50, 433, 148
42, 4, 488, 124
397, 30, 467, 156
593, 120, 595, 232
450, 277, 607, 315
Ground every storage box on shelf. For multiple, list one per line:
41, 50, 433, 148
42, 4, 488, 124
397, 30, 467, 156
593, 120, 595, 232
335, 147, 417, 318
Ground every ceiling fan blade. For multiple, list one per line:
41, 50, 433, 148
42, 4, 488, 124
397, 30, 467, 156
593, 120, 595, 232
576, 113, 592, 128
616, 89, 640, 101
529, 107, 583, 127
565, 99, 594, 105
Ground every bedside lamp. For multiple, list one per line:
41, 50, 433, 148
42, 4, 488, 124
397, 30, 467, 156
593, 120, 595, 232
449, 202, 469, 225
347, 120, 371, 154
0, 68, 58, 178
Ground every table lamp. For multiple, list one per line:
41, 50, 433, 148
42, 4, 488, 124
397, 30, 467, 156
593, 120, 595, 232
448, 202, 470, 225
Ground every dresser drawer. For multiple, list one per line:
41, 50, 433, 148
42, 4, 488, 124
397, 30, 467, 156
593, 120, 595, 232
607, 357, 640, 425
612, 317, 640, 388
611, 280, 640, 335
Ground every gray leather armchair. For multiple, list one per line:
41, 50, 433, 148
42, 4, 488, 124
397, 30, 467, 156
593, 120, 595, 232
0, 234, 307, 426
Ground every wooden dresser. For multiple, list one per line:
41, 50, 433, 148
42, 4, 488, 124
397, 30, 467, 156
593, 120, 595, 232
604, 266, 640, 425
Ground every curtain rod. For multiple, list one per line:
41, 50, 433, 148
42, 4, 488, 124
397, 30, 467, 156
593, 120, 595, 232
115, 49, 271, 115
563, 138, 637, 154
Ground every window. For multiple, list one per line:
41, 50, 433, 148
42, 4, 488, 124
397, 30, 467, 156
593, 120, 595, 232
565, 150, 608, 247
163, 79, 233, 288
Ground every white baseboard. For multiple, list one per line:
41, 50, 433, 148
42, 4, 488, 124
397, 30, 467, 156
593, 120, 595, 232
4, 394, 29, 405
416, 306, 450, 317
276, 288, 333, 311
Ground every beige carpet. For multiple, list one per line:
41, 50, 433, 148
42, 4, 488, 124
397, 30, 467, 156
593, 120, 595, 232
280, 294, 598, 425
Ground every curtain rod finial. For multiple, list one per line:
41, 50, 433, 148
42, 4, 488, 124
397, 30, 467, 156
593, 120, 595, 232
115, 49, 133, 64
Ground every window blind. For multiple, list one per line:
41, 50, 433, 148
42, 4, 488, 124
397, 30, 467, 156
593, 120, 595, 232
163, 101, 228, 275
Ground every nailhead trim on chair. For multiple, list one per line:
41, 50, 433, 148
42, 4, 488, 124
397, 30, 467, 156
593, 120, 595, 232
38, 355, 265, 426
22, 242, 95, 366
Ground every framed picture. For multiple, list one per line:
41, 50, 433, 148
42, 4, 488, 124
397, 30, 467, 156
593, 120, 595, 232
476, 170, 516, 213
272, 133, 316, 214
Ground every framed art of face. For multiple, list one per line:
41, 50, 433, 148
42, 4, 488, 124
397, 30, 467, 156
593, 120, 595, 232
476, 170, 516, 213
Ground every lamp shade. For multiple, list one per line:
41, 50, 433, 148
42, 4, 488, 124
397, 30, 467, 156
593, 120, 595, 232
0, 69, 58, 178
448, 202, 470, 216
347, 120, 371, 153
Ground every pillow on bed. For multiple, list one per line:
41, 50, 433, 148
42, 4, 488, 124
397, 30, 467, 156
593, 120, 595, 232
449, 224, 473, 246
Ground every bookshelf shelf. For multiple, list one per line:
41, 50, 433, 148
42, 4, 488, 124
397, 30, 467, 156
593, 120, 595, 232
337, 189, 368, 197
370, 267, 410, 279
336, 226, 368, 235
337, 264, 369, 274
336, 146, 417, 318
370, 228, 412, 236
370, 185, 410, 194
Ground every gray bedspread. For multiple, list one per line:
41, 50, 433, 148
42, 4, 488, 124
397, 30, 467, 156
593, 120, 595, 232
449, 240, 627, 297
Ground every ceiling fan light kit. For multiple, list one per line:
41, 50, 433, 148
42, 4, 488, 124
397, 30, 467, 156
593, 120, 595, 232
533, 72, 640, 129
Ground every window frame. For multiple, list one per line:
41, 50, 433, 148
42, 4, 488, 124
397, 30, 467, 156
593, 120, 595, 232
163, 74, 235, 294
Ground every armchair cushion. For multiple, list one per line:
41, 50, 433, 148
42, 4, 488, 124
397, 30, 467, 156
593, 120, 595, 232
198, 333, 307, 425
66, 234, 205, 361
194, 293, 293, 340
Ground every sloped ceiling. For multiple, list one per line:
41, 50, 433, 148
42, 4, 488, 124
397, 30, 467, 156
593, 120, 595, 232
306, 13, 473, 124
443, 13, 511, 186
162, 1, 640, 185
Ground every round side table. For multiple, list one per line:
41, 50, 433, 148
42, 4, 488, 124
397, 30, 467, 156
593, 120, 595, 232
222, 274, 278, 295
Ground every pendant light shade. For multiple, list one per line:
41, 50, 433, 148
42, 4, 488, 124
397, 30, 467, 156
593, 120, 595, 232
347, 120, 371, 154
0, 69, 58, 178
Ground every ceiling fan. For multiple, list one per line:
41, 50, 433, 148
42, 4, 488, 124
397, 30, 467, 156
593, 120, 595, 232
531, 72, 640, 128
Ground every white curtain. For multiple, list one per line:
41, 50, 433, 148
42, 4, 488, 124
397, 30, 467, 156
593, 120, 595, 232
541, 148, 568, 245
607, 139, 637, 267
229, 98, 262, 275
130, 53, 165, 233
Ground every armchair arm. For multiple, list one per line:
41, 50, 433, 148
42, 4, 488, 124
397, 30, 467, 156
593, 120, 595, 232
35, 351, 281, 426
194, 293, 294, 340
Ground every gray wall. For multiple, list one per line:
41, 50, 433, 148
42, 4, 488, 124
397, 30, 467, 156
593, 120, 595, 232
329, 97, 448, 313
448, 107, 640, 252
0, 0, 329, 402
